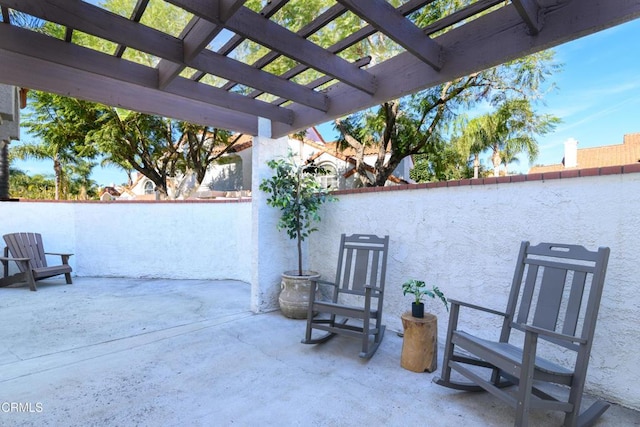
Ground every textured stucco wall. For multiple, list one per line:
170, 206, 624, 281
1, 201, 252, 283
1, 202, 76, 268
309, 173, 640, 410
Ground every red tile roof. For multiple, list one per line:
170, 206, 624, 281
529, 133, 640, 173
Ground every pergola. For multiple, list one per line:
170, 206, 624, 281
0, 0, 638, 139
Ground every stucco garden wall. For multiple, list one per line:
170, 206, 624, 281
309, 171, 640, 410
1, 200, 252, 283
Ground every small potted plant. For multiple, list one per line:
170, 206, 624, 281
259, 150, 336, 318
401, 279, 448, 318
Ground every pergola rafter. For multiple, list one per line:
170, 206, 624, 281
0, 0, 637, 138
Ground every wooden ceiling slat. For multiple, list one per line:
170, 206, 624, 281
161, 0, 249, 84
243, 0, 433, 100
420, 0, 505, 36
115, 0, 150, 57
224, 7, 377, 95
270, 57, 372, 107
157, 17, 224, 89
187, 50, 328, 111
177, 0, 290, 82
512, 0, 542, 35
2, 0, 184, 63
336, 0, 442, 70
220, 3, 348, 92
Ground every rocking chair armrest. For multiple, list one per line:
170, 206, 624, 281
522, 324, 587, 344
311, 278, 336, 287
448, 299, 507, 317
364, 284, 383, 296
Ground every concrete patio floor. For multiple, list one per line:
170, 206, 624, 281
1, 278, 638, 427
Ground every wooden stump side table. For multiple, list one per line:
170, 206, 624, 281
400, 311, 437, 373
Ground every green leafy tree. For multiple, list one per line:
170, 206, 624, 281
336, 49, 560, 186
16, 92, 99, 199
87, 108, 236, 199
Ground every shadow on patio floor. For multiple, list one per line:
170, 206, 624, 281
1, 278, 638, 426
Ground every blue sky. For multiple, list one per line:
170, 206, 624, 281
12, 18, 640, 185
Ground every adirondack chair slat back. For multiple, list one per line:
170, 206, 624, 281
4, 232, 48, 271
505, 241, 610, 350
335, 234, 389, 296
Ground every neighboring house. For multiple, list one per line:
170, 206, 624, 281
529, 133, 640, 173
99, 186, 121, 201
113, 127, 412, 200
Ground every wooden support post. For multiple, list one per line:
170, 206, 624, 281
401, 311, 438, 373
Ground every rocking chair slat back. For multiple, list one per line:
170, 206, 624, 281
337, 234, 388, 294
510, 242, 609, 347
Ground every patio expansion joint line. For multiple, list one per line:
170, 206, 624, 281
0, 310, 255, 384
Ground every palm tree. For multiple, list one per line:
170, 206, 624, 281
458, 99, 558, 177
11, 142, 76, 200
455, 115, 493, 179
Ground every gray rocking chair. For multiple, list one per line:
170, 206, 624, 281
435, 241, 610, 427
1, 232, 73, 291
302, 234, 389, 359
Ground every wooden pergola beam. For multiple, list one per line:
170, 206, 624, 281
336, 0, 442, 70
512, 0, 542, 35
0, 24, 292, 125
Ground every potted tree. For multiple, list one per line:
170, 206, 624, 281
259, 150, 336, 318
401, 279, 448, 318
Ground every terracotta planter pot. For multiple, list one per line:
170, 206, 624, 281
279, 271, 321, 319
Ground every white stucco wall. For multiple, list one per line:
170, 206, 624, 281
1, 201, 252, 283
309, 172, 640, 410
1, 202, 76, 268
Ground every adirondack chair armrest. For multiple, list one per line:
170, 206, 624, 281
0, 256, 31, 277
448, 298, 508, 317
0, 256, 30, 262
522, 324, 587, 344
45, 252, 73, 263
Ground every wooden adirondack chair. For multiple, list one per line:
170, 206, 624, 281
301, 233, 389, 359
1, 232, 73, 291
435, 241, 611, 427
